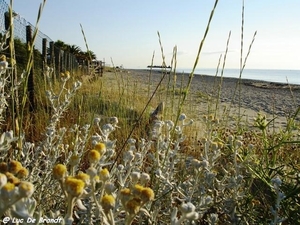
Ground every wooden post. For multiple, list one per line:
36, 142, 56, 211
26, 25, 35, 112
54, 47, 61, 78
49, 41, 56, 83
42, 38, 47, 65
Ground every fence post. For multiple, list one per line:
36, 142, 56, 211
26, 25, 35, 112
49, 41, 56, 83
42, 38, 47, 65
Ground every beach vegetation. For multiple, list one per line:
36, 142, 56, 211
0, 0, 299, 224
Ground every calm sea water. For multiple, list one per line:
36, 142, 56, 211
177, 68, 300, 85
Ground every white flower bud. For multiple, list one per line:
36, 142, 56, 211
130, 171, 140, 183
140, 173, 150, 184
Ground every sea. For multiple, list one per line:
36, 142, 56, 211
176, 68, 300, 85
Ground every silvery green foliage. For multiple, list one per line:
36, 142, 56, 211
270, 177, 286, 225
0, 67, 85, 222
145, 113, 256, 224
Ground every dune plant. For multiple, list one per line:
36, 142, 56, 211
1, 0, 300, 224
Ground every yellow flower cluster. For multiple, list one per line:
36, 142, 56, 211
88, 150, 101, 164
18, 181, 34, 198
87, 142, 107, 165
76, 172, 90, 185
52, 164, 67, 180
0, 160, 29, 179
101, 194, 115, 213
0, 161, 34, 201
99, 168, 110, 181
0, 161, 32, 200
120, 184, 154, 215
65, 176, 85, 197
94, 142, 106, 155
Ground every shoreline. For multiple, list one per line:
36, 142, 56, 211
120, 69, 300, 129
129, 69, 300, 89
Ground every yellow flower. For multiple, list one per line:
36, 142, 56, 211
76, 172, 90, 185
8, 160, 23, 175
88, 150, 101, 164
1, 182, 15, 199
53, 164, 67, 180
94, 142, 106, 155
5, 172, 20, 185
120, 188, 131, 206
65, 176, 85, 197
101, 194, 115, 213
93, 175, 100, 182
140, 187, 154, 202
132, 184, 144, 197
16, 167, 29, 179
99, 168, 109, 181
125, 198, 141, 215
18, 181, 34, 198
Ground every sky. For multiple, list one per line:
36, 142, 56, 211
6, 0, 300, 70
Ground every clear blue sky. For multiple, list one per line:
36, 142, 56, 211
7, 0, 300, 70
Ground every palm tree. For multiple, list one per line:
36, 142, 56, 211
54, 40, 67, 50
86, 50, 97, 60
68, 45, 82, 57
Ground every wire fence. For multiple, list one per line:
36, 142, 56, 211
0, 0, 89, 76
0, 0, 52, 53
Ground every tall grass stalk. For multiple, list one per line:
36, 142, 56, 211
147, 51, 155, 98
17, 0, 47, 149
109, 33, 170, 171
214, 31, 231, 119
7, 1, 17, 135
225, 0, 257, 130
162, 0, 219, 168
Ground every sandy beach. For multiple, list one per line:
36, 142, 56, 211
103, 69, 300, 131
